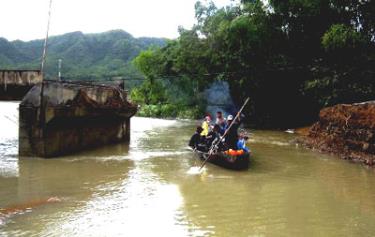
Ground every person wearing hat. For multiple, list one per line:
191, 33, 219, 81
224, 113, 242, 149
237, 131, 250, 153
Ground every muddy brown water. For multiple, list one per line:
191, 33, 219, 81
1, 101, 375, 237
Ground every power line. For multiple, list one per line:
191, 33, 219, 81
58, 70, 253, 83
56, 64, 310, 83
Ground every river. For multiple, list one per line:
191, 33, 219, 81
1, 101, 375, 237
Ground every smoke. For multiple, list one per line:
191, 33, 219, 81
204, 81, 235, 119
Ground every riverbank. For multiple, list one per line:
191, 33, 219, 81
298, 101, 375, 167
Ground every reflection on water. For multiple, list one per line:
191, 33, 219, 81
0, 102, 19, 178
1, 102, 375, 236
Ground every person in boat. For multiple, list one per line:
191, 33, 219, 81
200, 115, 211, 137
237, 131, 250, 153
224, 113, 242, 149
215, 111, 226, 135
189, 126, 204, 149
206, 124, 222, 149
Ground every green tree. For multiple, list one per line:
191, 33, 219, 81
322, 24, 366, 52
132, 0, 375, 127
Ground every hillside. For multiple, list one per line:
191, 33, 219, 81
0, 30, 166, 80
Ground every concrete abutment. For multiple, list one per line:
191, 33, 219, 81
19, 80, 137, 158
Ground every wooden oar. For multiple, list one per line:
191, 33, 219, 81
199, 97, 250, 170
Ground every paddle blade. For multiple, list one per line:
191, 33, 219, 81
187, 166, 205, 175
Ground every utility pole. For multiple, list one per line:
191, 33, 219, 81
58, 59, 62, 81
39, 0, 53, 126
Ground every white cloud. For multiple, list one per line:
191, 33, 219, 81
0, 0, 234, 41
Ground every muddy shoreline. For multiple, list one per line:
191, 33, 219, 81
297, 102, 375, 167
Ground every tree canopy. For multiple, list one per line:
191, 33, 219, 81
133, 0, 375, 127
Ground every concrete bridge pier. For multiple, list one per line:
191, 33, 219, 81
19, 80, 137, 158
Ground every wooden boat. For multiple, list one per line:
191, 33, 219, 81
194, 149, 250, 170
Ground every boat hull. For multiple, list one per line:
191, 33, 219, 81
195, 150, 250, 170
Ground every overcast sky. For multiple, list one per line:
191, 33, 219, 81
0, 0, 236, 41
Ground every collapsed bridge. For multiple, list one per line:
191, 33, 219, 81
19, 80, 137, 157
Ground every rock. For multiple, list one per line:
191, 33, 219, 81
299, 101, 375, 167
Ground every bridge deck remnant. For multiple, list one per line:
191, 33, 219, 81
0, 70, 42, 100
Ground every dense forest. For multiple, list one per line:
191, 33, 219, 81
0, 30, 165, 80
132, 0, 375, 128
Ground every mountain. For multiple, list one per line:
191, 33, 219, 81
0, 30, 166, 80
